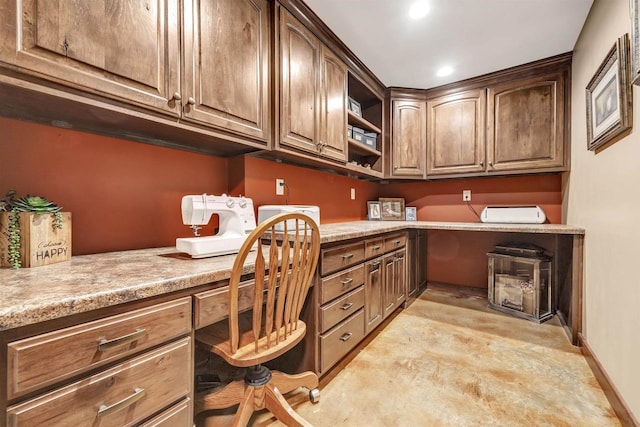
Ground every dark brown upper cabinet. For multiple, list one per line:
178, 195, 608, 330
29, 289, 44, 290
426, 89, 486, 176
278, 6, 347, 162
182, 0, 271, 142
0, 0, 181, 116
418, 53, 570, 179
0, 0, 271, 154
389, 99, 427, 178
318, 45, 348, 162
486, 72, 566, 172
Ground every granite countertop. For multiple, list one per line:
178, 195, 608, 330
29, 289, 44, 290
0, 221, 584, 332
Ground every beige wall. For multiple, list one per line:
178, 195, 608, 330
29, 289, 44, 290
568, 0, 640, 419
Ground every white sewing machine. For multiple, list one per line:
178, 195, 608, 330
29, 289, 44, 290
176, 194, 257, 258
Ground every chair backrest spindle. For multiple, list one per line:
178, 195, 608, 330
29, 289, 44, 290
227, 213, 320, 356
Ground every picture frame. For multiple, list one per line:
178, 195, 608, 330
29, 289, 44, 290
630, 0, 640, 84
379, 198, 405, 221
367, 201, 381, 221
586, 33, 633, 151
405, 207, 417, 221
348, 97, 362, 117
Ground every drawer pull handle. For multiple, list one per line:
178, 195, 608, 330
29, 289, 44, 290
371, 261, 381, 267
97, 387, 146, 416
372, 245, 381, 250
342, 253, 354, 260
340, 302, 353, 311
98, 329, 146, 351
339, 332, 353, 342
340, 278, 353, 285
393, 240, 401, 245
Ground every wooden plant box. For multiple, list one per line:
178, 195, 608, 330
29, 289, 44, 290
0, 212, 72, 268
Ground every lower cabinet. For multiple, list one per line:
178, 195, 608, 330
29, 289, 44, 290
316, 232, 407, 375
7, 338, 191, 426
364, 257, 383, 334
387, 249, 406, 316
408, 230, 427, 302
4, 297, 193, 427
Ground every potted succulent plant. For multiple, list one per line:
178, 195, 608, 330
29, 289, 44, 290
0, 190, 70, 269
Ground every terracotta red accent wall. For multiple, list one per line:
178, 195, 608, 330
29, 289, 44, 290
233, 156, 381, 224
383, 175, 562, 288
1, 116, 562, 289
0, 117, 228, 255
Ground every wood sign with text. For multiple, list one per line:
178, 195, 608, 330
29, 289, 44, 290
0, 212, 71, 268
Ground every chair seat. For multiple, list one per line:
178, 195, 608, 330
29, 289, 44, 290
196, 310, 307, 367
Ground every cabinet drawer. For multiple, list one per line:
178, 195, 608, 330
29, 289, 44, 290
319, 286, 365, 333
194, 279, 256, 329
384, 233, 407, 250
7, 297, 191, 400
7, 338, 192, 427
365, 238, 385, 259
320, 264, 365, 304
320, 309, 365, 374
321, 241, 365, 276
138, 397, 191, 427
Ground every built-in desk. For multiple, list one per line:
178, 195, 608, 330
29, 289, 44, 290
0, 221, 584, 426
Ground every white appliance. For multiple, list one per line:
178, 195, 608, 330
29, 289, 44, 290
480, 206, 546, 224
176, 194, 256, 258
257, 205, 320, 231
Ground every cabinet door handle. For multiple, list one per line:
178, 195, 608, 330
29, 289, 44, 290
339, 332, 353, 342
98, 329, 146, 351
489, 161, 493, 167
342, 253, 354, 260
172, 92, 182, 101
340, 302, 353, 311
97, 387, 146, 416
187, 97, 196, 105
371, 261, 381, 267
340, 278, 353, 285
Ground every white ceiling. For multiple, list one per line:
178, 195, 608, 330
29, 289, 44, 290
304, 0, 594, 89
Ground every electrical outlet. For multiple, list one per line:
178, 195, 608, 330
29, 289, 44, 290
463, 190, 471, 202
276, 178, 285, 195
350, 188, 356, 200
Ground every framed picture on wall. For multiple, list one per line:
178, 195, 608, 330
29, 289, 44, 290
586, 33, 633, 151
630, 0, 640, 84
379, 198, 405, 221
367, 201, 381, 220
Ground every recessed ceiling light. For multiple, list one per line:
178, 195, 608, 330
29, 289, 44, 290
437, 66, 454, 77
409, 2, 430, 20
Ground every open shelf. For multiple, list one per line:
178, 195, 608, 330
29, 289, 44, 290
348, 138, 381, 156
347, 111, 381, 134
347, 71, 384, 177
345, 162, 384, 178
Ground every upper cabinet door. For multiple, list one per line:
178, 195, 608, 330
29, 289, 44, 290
279, 7, 321, 154
0, 0, 181, 116
487, 72, 565, 172
390, 100, 426, 178
319, 45, 348, 162
182, 0, 270, 142
426, 89, 486, 176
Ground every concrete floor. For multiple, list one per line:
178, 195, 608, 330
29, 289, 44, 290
201, 287, 620, 426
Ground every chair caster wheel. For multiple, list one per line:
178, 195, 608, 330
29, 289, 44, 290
309, 388, 320, 403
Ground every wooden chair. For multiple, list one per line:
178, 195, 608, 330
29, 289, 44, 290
195, 212, 321, 426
